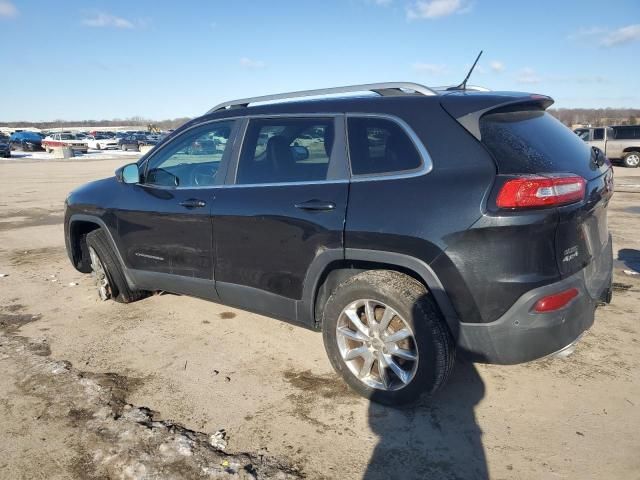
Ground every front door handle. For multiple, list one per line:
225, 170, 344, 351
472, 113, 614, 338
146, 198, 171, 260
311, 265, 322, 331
179, 199, 207, 209
294, 199, 336, 211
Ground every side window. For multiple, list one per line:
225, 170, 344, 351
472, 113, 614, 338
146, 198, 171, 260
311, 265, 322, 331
593, 128, 604, 140
578, 130, 590, 141
236, 118, 334, 185
145, 121, 234, 188
613, 126, 640, 140
347, 117, 422, 175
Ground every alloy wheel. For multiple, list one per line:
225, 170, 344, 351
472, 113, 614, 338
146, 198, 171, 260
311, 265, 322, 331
89, 247, 111, 301
336, 299, 419, 391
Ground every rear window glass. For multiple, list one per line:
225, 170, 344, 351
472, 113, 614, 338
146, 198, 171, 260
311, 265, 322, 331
479, 110, 603, 180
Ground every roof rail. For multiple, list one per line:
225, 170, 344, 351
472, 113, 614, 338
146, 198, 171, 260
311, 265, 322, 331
207, 82, 438, 113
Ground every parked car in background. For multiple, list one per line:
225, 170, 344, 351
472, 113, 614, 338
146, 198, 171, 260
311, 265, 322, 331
87, 134, 119, 150
575, 125, 640, 167
9, 131, 43, 151
0, 134, 11, 157
42, 133, 89, 154
118, 135, 140, 151
64, 82, 614, 405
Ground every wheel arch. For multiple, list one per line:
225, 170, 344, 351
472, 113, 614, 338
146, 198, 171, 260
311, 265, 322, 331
304, 248, 461, 338
66, 214, 131, 283
622, 147, 640, 154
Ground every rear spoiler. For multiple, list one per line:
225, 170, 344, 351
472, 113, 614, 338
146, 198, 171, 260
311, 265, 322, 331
440, 93, 554, 141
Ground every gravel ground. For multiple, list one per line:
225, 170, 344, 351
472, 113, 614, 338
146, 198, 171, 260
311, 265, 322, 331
0, 157, 639, 479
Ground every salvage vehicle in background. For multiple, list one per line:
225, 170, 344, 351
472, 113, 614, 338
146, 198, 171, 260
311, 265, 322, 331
9, 131, 43, 151
575, 125, 640, 167
87, 135, 119, 150
0, 134, 11, 157
42, 133, 89, 154
64, 82, 614, 405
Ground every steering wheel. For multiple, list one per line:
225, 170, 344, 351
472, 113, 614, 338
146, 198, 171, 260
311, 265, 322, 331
190, 164, 217, 186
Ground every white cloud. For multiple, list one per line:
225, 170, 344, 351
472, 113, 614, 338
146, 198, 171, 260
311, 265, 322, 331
567, 26, 606, 40
489, 60, 505, 73
569, 24, 640, 47
407, 0, 472, 20
601, 24, 640, 47
239, 57, 266, 69
82, 13, 135, 29
411, 62, 447, 75
515, 67, 541, 85
0, 0, 18, 18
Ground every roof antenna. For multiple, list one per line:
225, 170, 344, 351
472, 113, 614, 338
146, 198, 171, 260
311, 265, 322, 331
450, 50, 483, 91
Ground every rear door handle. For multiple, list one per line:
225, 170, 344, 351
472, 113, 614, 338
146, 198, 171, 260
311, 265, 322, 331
294, 199, 336, 211
179, 199, 207, 209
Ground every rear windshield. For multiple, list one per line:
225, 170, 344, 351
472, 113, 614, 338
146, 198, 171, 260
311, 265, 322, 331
480, 110, 605, 180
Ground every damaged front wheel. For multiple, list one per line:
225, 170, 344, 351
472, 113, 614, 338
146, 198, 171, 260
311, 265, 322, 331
86, 229, 146, 303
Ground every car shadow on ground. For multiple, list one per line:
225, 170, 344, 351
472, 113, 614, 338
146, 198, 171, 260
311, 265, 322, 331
364, 293, 488, 480
618, 248, 640, 272
364, 359, 487, 480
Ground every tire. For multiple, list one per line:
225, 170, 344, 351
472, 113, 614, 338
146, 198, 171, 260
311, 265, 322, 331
85, 229, 146, 303
121, 144, 127, 151
622, 151, 640, 168
321, 270, 455, 406
96, 143, 101, 150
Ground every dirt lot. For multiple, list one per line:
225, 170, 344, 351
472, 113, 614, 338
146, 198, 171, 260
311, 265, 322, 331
0, 156, 639, 480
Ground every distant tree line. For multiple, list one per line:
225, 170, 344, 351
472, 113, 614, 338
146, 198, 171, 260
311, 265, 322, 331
549, 108, 640, 127
2, 109, 640, 131
0, 116, 192, 131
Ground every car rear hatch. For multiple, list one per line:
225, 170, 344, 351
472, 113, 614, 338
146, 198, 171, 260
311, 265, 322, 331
442, 92, 613, 300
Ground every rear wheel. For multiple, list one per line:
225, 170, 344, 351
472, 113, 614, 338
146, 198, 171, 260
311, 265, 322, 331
622, 151, 640, 168
321, 270, 455, 406
86, 229, 146, 303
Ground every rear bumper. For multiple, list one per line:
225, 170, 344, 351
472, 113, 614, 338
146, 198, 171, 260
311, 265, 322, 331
457, 238, 613, 364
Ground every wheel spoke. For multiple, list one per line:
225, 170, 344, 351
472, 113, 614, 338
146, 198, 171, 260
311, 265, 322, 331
345, 308, 370, 337
376, 352, 390, 389
378, 307, 395, 333
389, 344, 417, 361
336, 326, 368, 342
344, 346, 369, 361
384, 328, 412, 344
365, 301, 377, 329
385, 355, 411, 384
359, 352, 375, 378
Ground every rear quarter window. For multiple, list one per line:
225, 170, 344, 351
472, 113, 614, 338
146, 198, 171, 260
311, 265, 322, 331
479, 110, 604, 180
347, 117, 422, 176
612, 126, 640, 140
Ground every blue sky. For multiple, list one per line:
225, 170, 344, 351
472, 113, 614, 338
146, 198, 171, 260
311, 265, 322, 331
1, 0, 639, 121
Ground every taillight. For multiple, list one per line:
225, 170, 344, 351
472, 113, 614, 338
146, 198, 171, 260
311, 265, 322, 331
533, 288, 579, 313
496, 175, 586, 209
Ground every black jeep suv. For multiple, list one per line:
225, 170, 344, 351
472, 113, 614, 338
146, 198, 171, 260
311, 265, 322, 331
64, 82, 614, 405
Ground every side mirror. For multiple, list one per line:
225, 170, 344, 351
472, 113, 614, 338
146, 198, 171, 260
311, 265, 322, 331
291, 145, 309, 161
116, 163, 140, 184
